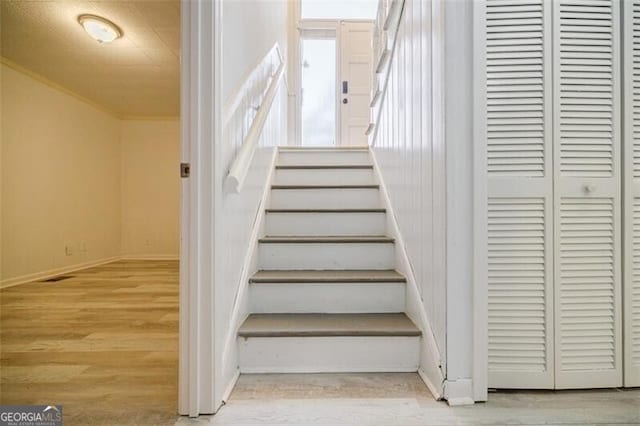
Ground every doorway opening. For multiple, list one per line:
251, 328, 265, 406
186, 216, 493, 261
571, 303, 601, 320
296, 1, 375, 146
301, 37, 337, 146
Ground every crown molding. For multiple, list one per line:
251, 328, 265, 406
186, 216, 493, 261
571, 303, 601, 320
1, 56, 124, 119
1, 57, 180, 121
121, 115, 180, 121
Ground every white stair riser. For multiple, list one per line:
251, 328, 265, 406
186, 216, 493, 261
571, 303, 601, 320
259, 242, 394, 270
265, 212, 386, 236
274, 168, 375, 185
278, 151, 371, 165
238, 336, 420, 373
270, 188, 381, 209
249, 282, 405, 313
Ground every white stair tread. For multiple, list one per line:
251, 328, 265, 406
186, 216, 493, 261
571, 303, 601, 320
238, 313, 421, 337
250, 269, 406, 283
259, 235, 394, 243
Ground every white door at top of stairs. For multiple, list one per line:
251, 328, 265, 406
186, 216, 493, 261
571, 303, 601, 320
339, 21, 374, 147
480, 0, 632, 389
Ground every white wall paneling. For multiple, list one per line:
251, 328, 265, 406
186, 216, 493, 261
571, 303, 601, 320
217, 42, 287, 404
623, 0, 640, 387
368, 0, 448, 399
478, 0, 625, 390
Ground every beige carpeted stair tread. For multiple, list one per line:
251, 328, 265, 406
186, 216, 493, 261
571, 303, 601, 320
250, 269, 406, 283
271, 184, 379, 189
259, 235, 394, 243
275, 165, 374, 169
238, 313, 421, 337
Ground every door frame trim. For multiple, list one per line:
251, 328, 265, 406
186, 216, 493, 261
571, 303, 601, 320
471, 0, 489, 402
179, 0, 221, 416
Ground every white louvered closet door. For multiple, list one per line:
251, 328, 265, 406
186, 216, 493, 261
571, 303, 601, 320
623, 0, 640, 387
486, 0, 555, 389
552, 0, 622, 389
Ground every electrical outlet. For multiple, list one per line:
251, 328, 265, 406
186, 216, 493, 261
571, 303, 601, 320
65, 244, 73, 256
79, 240, 87, 253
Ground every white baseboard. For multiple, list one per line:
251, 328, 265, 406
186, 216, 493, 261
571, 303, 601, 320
221, 369, 241, 404
1, 256, 121, 289
418, 368, 443, 400
444, 379, 475, 406
1, 254, 180, 289
120, 254, 179, 261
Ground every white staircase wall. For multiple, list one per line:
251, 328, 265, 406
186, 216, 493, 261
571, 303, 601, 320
369, 0, 451, 401
214, 41, 288, 410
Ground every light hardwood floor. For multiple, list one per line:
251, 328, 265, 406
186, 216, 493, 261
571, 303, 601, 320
0, 260, 179, 425
4, 260, 640, 426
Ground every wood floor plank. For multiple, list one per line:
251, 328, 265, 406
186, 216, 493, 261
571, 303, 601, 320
0, 259, 179, 425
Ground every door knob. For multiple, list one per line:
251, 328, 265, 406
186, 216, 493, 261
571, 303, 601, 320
342, 98, 348, 104
584, 184, 596, 194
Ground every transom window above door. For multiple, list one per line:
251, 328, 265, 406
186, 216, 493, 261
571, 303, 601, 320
301, 0, 378, 20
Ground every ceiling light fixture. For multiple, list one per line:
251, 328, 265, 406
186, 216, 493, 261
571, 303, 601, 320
78, 14, 122, 44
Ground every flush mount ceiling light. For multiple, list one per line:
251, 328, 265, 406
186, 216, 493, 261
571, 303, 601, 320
78, 14, 122, 44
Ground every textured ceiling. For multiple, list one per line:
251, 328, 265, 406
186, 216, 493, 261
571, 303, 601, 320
1, 0, 180, 117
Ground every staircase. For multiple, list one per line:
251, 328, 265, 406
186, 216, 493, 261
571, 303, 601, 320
237, 146, 421, 373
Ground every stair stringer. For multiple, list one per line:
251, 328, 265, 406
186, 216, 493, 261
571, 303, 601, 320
370, 149, 445, 400
219, 148, 278, 403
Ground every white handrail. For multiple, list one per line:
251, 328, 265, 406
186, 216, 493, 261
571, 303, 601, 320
369, 0, 406, 146
224, 61, 285, 194
222, 44, 283, 126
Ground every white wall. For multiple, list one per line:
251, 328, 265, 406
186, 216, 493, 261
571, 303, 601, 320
222, 0, 289, 103
1, 64, 122, 284
120, 120, 180, 258
371, 0, 479, 402
1, 63, 181, 286
371, 0, 447, 374
215, 44, 288, 407
444, 0, 474, 387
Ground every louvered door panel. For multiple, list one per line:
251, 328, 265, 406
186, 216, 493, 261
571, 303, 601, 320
485, 0, 554, 389
553, 0, 622, 388
486, 0, 546, 176
557, 199, 617, 375
556, 0, 615, 178
488, 198, 553, 387
623, 0, 640, 387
